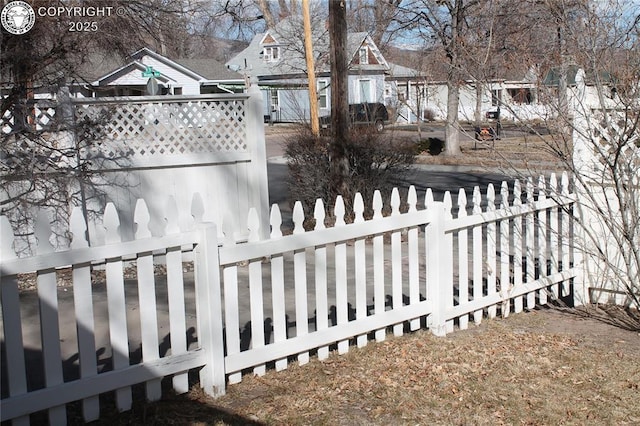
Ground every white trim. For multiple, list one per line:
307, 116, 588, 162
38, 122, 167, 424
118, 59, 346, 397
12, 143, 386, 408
93, 61, 176, 86
259, 31, 279, 45
130, 47, 204, 81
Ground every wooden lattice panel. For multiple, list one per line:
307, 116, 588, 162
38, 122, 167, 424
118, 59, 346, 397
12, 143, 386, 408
75, 98, 248, 162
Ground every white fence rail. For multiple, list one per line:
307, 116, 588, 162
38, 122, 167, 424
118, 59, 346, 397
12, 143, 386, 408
0, 174, 577, 424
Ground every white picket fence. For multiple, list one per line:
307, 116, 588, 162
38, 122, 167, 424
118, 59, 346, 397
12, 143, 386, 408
0, 199, 224, 425
0, 173, 577, 424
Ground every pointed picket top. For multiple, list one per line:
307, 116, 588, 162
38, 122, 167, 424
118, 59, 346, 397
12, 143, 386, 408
526, 177, 535, 204
247, 208, 261, 242
443, 190, 452, 209
457, 188, 468, 218
34, 210, 55, 254
486, 184, 496, 212
473, 186, 482, 214
513, 179, 522, 207
501, 181, 510, 209
407, 186, 417, 213
390, 188, 401, 216
373, 190, 383, 219
334, 196, 346, 227
70, 207, 89, 249
164, 196, 180, 235
134, 199, 152, 239
424, 188, 435, 208
103, 202, 121, 244
1, 215, 17, 260
561, 171, 570, 196
191, 192, 205, 225
270, 204, 283, 238
353, 193, 365, 223
314, 199, 326, 230
549, 173, 558, 197
293, 201, 305, 234
538, 175, 547, 200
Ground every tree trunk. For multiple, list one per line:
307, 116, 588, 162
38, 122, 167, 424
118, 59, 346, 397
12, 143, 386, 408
445, 80, 461, 156
474, 83, 483, 126
329, 0, 350, 199
444, 0, 463, 156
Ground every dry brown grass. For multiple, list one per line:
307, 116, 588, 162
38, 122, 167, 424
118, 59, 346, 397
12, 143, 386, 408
79, 308, 640, 426
415, 133, 569, 173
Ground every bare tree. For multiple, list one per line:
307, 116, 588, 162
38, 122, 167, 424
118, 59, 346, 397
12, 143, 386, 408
0, 1, 200, 251
347, 0, 406, 51
394, 0, 639, 319
400, 0, 489, 156
209, 0, 299, 32
482, 0, 639, 317
553, 1, 639, 313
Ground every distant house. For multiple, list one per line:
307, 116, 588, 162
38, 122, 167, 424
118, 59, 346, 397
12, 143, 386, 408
387, 56, 552, 124
1, 47, 246, 101
385, 62, 431, 124
226, 17, 390, 122
87, 47, 245, 97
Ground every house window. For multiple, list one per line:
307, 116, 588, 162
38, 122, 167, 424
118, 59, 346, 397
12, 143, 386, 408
270, 89, 279, 110
359, 47, 369, 65
263, 46, 280, 62
491, 90, 502, 106
507, 88, 533, 104
317, 79, 329, 109
358, 79, 373, 103
173, 87, 182, 95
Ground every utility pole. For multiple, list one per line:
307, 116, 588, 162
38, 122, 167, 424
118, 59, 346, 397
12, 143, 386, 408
302, 0, 319, 135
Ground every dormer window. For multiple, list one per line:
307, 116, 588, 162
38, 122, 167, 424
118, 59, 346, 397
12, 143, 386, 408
263, 46, 280, 62
359, 47, 369, 65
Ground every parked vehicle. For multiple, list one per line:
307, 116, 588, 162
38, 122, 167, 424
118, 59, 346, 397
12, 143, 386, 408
320, 102, 390, 133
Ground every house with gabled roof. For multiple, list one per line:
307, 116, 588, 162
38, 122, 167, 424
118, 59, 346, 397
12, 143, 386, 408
226, 17, 390, 122
1, 47, 246, 101
88, 47, 245, 97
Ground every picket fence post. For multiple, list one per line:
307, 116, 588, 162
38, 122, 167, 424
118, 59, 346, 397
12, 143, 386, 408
247, 84, 270, 240
426, 201, 448, 336
194, 222, 227, 397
